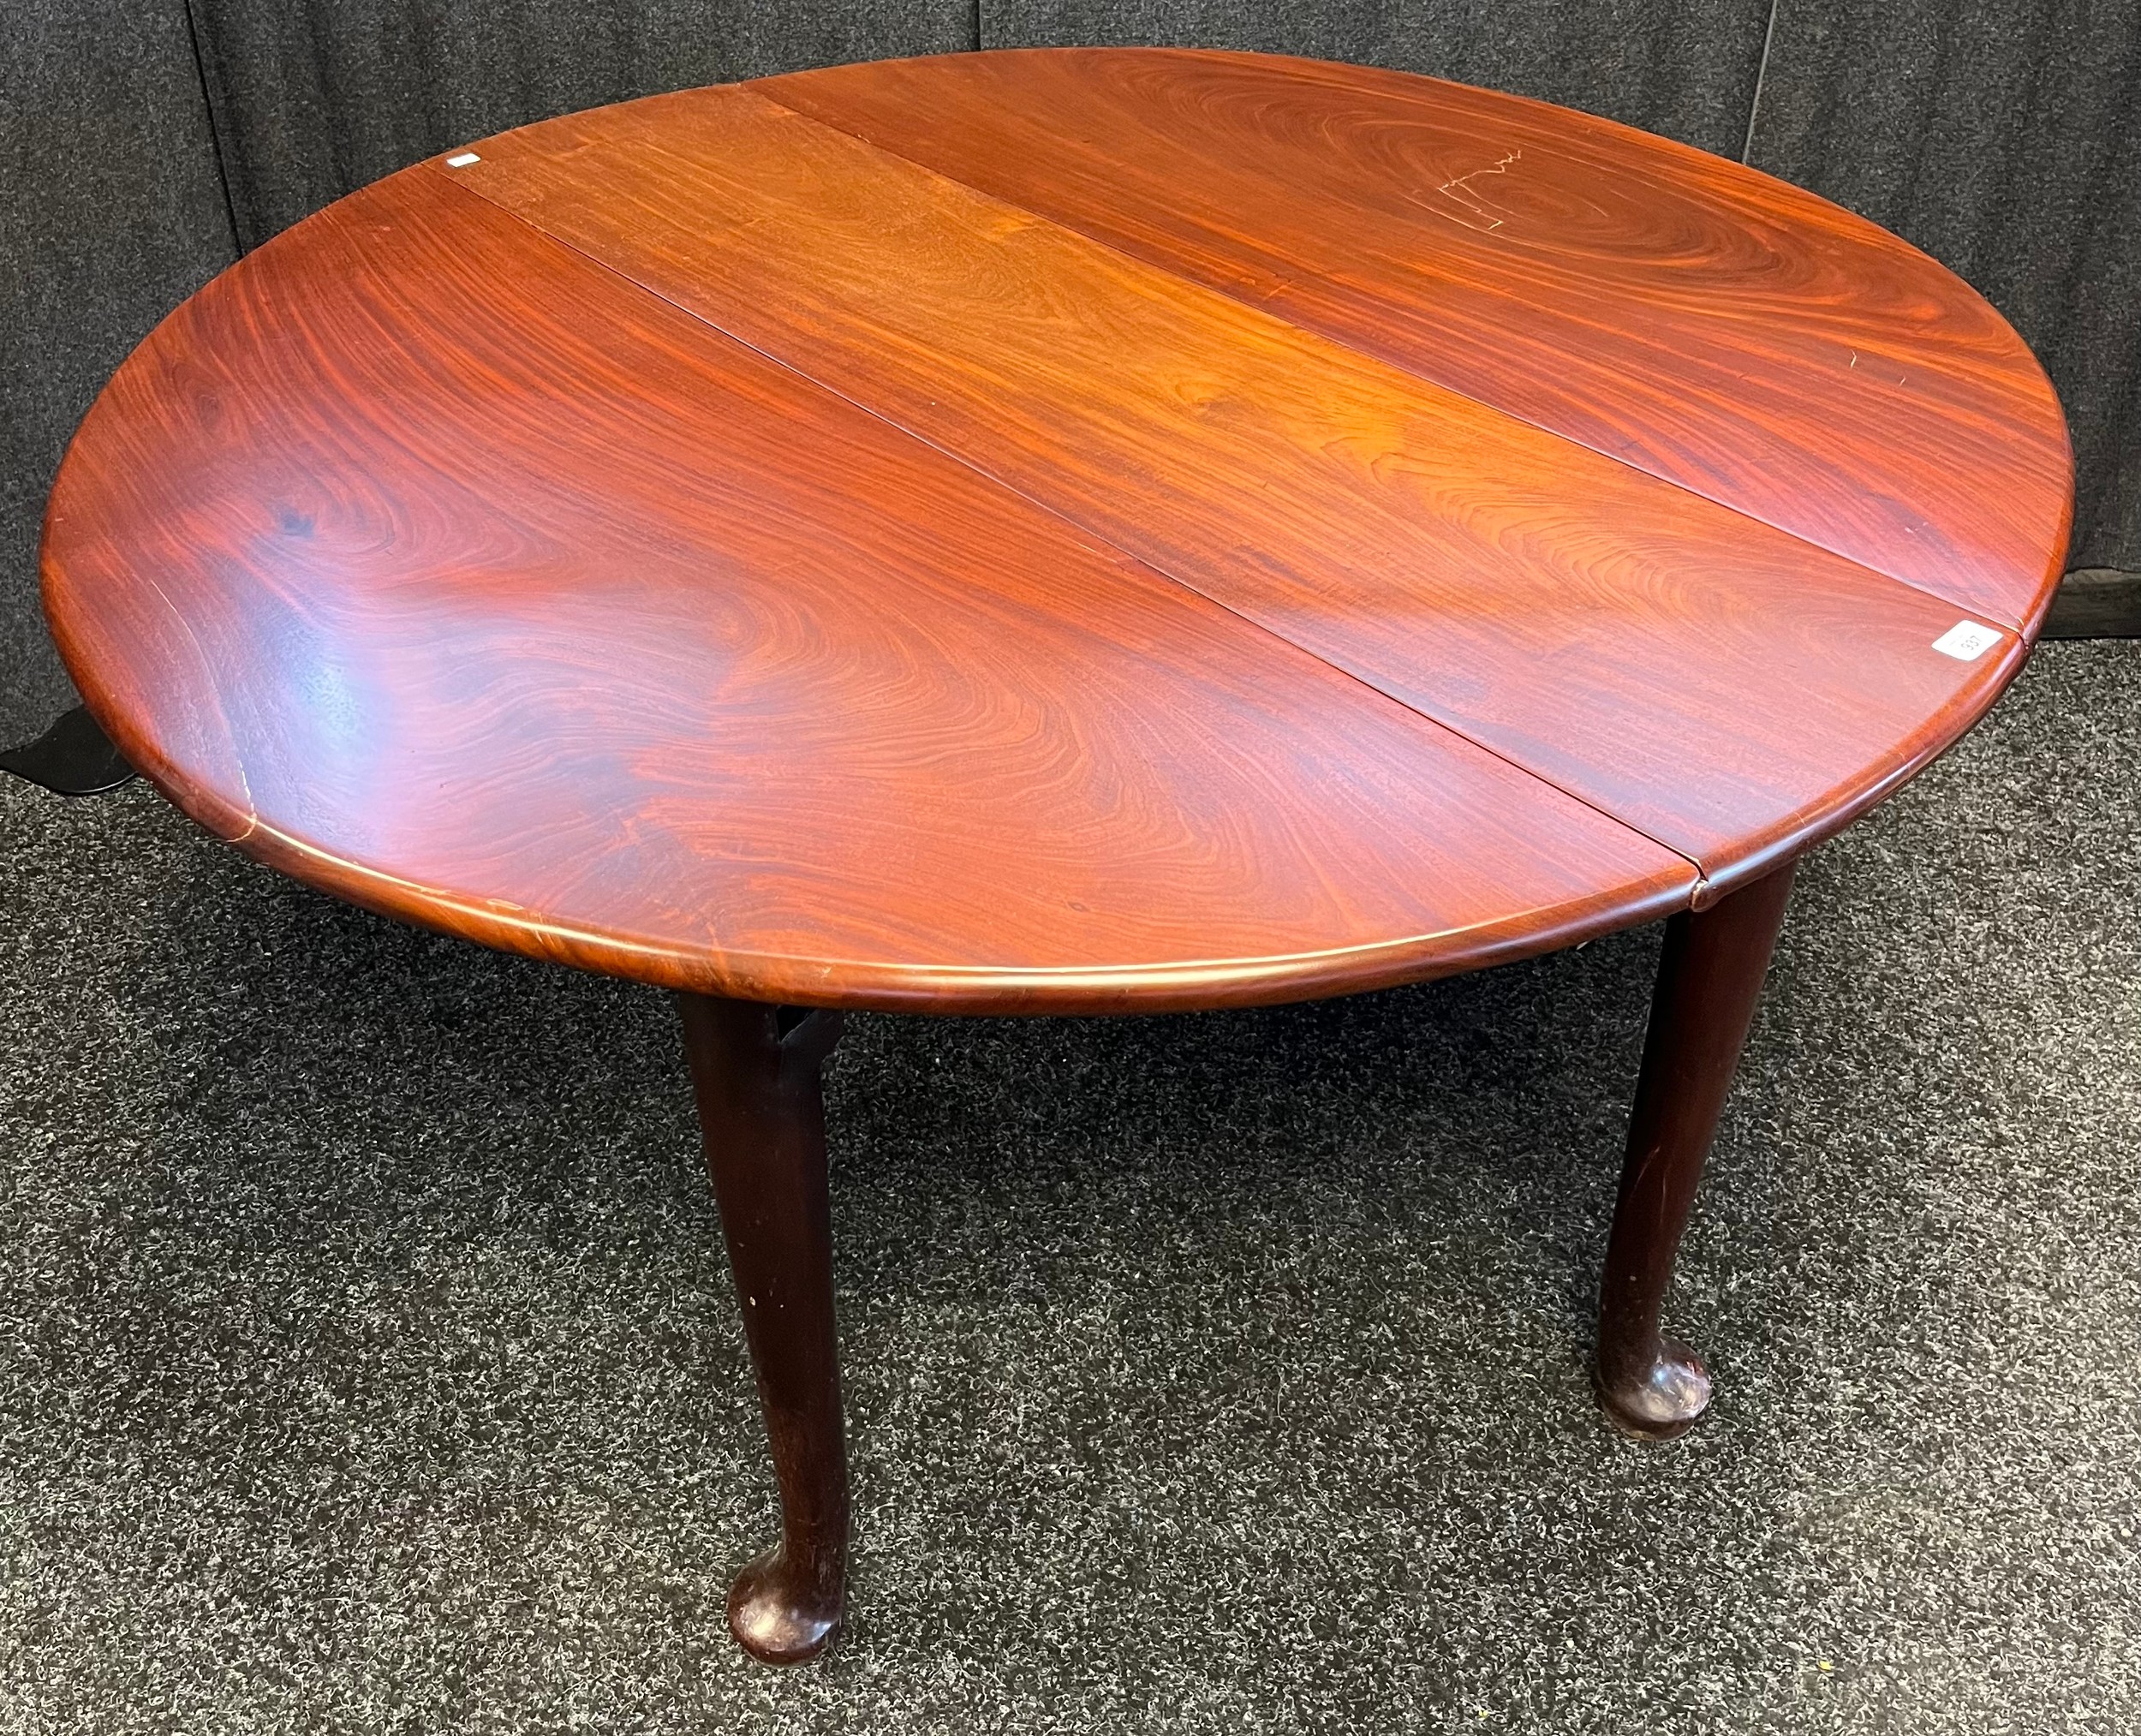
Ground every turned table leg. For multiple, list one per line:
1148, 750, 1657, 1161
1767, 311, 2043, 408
676, 993, 850, 1664
1595, 862, 1797, 1440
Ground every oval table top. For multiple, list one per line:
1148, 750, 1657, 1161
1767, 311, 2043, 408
43, 49, 2072, 1013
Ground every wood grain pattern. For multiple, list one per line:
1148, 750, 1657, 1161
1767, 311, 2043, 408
451, 85, 2037, 891
42, 169, 1696, 1013
761, 49, 2073, 629
35, 59, 2072, 1661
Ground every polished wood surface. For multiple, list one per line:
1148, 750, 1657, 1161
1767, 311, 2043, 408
1595, 861, 1797, 1440
36, 52, 2074, 1666
41, 51, 2070, 1008
764, 49, 2072, 629
450, 84, 2040, 892
44, 169, 1688, 1011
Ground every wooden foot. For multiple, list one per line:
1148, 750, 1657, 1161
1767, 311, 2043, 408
0, 704, 135, 796
1595, 863, 1796, 1441
676, 993, 849, 1664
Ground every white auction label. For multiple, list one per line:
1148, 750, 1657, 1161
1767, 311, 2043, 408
445, 152, 480, 168
1931, 620, 2002, 661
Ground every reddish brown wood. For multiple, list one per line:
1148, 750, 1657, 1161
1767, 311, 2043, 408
42, 169, 1694, 1014
1596, 861, 1798, 1440
762, 48, 2073, 629
34, 50, 2076, 1665
450, 83, 2048, 892
677, 993, 849, 1663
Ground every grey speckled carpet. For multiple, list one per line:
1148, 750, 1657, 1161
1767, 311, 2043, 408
1, 641, 2137, 1734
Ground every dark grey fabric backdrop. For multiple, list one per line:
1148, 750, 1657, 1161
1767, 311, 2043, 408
188, 0, 978, 250
1746, 0, 2141, 576
983, 0, 1777, 159
5, 0, 2137, 738
2, 0, 237, 738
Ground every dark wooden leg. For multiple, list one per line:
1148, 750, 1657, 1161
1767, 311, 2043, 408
676, 993, 849, 1664
1595, 862, 1797, 1440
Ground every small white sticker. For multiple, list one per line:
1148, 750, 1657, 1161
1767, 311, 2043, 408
1931, 620, 2002, 662
445, 151, 480, 168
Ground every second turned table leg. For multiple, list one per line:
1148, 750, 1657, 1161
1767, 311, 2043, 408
676, 993, 850, 1665
1595, 861, 1798, 1440
670, 863, 1797, 1658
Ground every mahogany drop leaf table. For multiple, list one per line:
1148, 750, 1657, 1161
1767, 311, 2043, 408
40, 49, 2072, 1664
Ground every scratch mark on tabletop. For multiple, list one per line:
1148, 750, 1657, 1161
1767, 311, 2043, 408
144, 570, 258, 838
1434, 149, 1524, 232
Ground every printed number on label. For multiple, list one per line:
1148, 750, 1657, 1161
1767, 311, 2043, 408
1931, 620, 2002, 662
